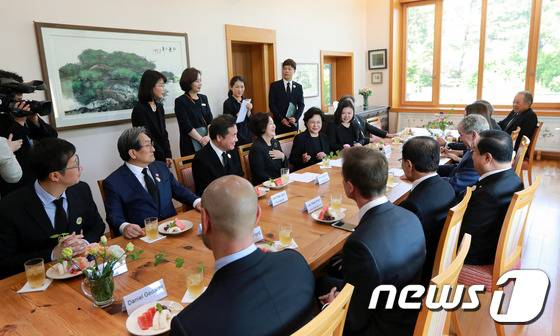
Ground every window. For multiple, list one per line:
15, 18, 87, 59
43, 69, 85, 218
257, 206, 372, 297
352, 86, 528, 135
534, 0, 560, 103
323, 63, 333, 106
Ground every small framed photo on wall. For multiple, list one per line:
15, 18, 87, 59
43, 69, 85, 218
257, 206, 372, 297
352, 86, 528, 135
368, 49, 387, 70
371, 72, 383, 84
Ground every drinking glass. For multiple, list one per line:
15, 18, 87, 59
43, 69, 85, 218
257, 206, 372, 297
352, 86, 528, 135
330, 194, 342, 216
279, 222, 293, 246
280, 168, 290, 185
144, 217, 159, 241
186, 265, 204, 299
24, 258, 45, 288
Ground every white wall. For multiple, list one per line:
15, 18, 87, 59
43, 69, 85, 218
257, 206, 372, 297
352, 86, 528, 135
366, 0, 391, 107
0, 0, 373, 217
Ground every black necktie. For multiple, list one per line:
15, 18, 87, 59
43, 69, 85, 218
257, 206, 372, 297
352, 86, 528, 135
142, 168, 159, 204
286, 82, 291, 95
53, 198, 68, 233
222, 152, 230, 173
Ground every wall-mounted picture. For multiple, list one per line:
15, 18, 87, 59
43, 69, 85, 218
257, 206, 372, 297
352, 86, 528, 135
371, 72, 383, 84
368, 49, 387, 70
293, 63, 319, 97
35, 22, 190, 130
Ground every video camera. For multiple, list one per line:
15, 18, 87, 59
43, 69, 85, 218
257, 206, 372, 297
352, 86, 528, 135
0, 77, 52, 117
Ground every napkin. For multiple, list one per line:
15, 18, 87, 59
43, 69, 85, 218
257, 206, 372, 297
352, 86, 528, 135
140, 235, 166, 244
181, 286, 208, 304
17, 279, 53, 294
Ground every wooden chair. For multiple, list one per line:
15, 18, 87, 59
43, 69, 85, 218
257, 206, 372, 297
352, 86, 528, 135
458, 177, 541, 336
512, 136, 530, 181
510, 126, 521, 144
237, 143, 253, 182
97, 179, 115, 238
173, 154, 196, 212
521, 121, 543, 184
292, 284, 354, 336
413, 234, 471, 336
366, 116, 382, 129
276, 130, 298, 161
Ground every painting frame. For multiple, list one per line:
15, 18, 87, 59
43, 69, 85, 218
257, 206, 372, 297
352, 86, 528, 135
368, 49, 387, 70
371, 72, 383, 84
34, 22, 190, 130
293, 63, 319, 98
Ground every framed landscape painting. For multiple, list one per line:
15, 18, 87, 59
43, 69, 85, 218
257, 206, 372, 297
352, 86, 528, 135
368, 49, 387, 70
35, 22, 190, 130
293, 63, 319, 98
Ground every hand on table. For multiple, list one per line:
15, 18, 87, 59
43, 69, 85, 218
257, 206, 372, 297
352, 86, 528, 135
123, 224, 145, 239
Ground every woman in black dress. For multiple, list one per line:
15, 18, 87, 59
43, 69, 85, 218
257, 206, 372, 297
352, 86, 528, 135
222, 76, 253, 145
174, 67, 213, 156
249, 112, 288, 185
289, 107, 330, 171
327, 99, 366, 151
131, 70, 173, 166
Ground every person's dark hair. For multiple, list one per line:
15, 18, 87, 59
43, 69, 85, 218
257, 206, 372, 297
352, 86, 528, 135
303, 107, 325, 126
0, 70, 23, 83
465, 102, 493, 127
249, 112, 271, 137
117, 127, 145, 162
474, 99, 494, 116
342, 147, 388, 198
338, 95, 355, 105
227, 75, 244, 98
333, 99, 355, 124
402, 136, 440, 173
282, 59, 297, 70
179, 67, 201, 92
29, 138, 76, 180
138, 70, 167, 103
476, 130, 513, 163
210, 114, 236, 140
517, 90, 533, 106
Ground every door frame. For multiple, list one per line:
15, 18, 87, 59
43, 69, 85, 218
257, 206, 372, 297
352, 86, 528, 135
320, 50, 354, 111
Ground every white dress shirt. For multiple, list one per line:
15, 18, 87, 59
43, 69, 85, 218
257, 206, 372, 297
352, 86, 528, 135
214, 244, 257, 272
283, 79, 293, 93
479, 167, 511, 181
410, 172, 438, 191
357, 196, 389, 223
209, 140, 225, 166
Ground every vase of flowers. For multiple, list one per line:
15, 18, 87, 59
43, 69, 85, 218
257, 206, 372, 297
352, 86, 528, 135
358, 88, 372, 108
424, 112, 454, 136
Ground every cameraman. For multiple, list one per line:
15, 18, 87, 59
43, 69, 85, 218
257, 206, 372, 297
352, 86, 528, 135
0, 70, 57, 197
0, 134, 23, 187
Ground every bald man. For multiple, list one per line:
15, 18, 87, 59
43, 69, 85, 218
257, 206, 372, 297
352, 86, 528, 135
170, 176, 316, 336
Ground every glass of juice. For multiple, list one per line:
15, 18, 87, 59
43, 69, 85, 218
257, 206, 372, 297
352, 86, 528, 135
144, 217, 159, 241
330, 193, 342, 216
279, 222, 293, 247
280, 168, 290, 185
186, 265, 204, 299
24, 258, 45, 288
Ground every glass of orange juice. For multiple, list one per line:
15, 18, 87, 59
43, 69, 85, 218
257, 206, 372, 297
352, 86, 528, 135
186, 264, 204, 299
280, 168, 290, 185
24, 258, 45, 288
279, 222, 293, 247
144, 217, 159, 241
330, 193, 342, 216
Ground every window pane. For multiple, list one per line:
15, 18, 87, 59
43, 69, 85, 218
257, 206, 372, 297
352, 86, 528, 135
440, 0, 481, 104
482, 0, 532, 104
323, 64, 332, 106
534, 0, 560, 103
405, 4, 435, 102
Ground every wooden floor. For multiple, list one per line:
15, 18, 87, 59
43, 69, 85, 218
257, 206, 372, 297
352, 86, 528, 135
456, 160, 560, 336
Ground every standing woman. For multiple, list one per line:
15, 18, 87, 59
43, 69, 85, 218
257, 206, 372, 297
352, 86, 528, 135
249, 112, 288, 185
289, 107, 330, 171
174, 68, 213, 156
223, 76, 253, 145
131, 70, 173, 167
326, 99, 366, 151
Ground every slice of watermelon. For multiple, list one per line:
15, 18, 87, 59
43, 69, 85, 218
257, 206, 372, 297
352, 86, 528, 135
137, 313, 152, 330
318, 206, 328, 220
146, 307, 156, 321
274, 177, 284, 186
175, 221, 186, 230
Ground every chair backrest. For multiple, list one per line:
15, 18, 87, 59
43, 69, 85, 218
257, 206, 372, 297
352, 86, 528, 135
291, 284, 355, 336
173, 154, 196, 192
237, 143, 253, 182
512, 136, 530, 179
431, 187, 473, 278
525, 121, 543, 162
275, 130, 298, 142
366, 116, 382, 129
510, 126, 521, 143
413, 234, 471, 336
493, 176, 541, 288
97, 179, 106, 204
276, 131, 298, 161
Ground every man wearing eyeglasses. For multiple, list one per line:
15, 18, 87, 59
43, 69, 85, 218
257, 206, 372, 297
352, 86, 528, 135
0, 138, 106, 279
103, 127, 200, 239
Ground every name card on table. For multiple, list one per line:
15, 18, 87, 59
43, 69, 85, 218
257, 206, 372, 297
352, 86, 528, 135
253, 226, 264, 242
303, 196, 323, 213
315, 172, 330, 185
269, 191, 288, 207
123, 279, 168, 315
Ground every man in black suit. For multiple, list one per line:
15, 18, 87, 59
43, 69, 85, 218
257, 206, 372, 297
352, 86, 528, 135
268, 59, 305, 134
170, 176, 316, 336
460, 130, 524, 265
319, 147, 425, 336
399, 136, 456, 285
0, 138, 105, 278
498, 91, 538, 150
192, 114, 244, 194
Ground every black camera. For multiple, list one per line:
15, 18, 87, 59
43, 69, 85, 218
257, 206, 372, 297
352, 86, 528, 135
0, 77, 52, 117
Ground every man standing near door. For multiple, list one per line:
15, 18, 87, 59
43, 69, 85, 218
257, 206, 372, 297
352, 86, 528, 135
268, 59, 305, 134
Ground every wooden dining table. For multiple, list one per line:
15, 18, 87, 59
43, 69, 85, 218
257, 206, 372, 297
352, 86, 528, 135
0, 142, 417, 335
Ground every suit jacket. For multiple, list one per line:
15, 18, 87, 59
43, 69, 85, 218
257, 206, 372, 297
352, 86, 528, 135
249, 137, 288, 185
0, 182, 105, 278
353, 115, 387, 139
289, 130, 331, 171
400, 175, 456, 285
339, 202, 425, 336
437, 150, 479, 196
268, 80, 305, 134
192, 142, 244, 194
170, 249, 316, 336
174, 94, 213, 156
326, 122, 366, 152
131, 101, 172, 162
460, 169, 523, 265
498, 108, 538, 150
104, 161, 198, 235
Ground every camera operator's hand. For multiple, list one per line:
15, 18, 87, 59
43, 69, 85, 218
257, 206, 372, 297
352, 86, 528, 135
27, 112, 40, 126
7, 134, 22, 152
13, 101, 31, 125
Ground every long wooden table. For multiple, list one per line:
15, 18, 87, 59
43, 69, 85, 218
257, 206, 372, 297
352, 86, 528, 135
0, 143, 412, 335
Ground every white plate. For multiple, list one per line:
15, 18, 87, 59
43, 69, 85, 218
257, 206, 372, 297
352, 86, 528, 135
125, 300, 183, 336
262, 180, 287, 190
310, 208, 345, 224
255, 186, 269, 198
46, 264, 83, 280
158, 219, 193, 235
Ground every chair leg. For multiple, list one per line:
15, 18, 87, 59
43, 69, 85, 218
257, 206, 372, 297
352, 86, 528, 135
528, 163, 533, 185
